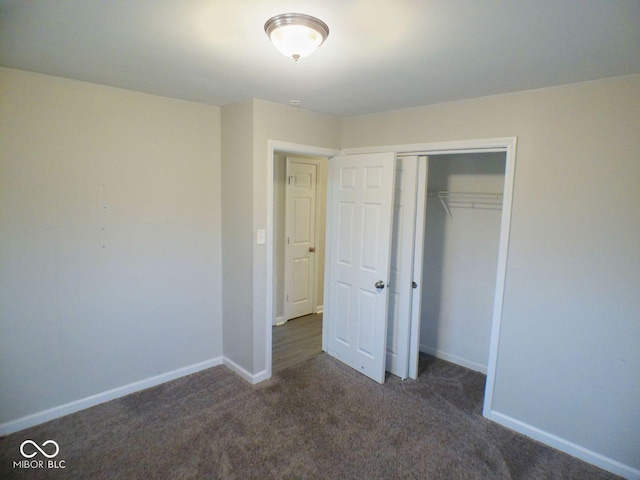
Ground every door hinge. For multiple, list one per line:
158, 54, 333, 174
287, 236, 290, 244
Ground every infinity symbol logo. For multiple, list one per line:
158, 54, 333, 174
20, 440, 60, 459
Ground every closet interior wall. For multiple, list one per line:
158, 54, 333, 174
420, 153, 506, 373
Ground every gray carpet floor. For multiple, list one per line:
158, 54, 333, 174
0, 353, 621, 479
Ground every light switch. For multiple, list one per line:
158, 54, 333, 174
257, 229, 266, 245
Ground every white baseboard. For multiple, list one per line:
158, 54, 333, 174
252, 369, 271, 384
486, 410, 640, 480
223, 357, 270, 384
0, 356, 224, 436
419, 345, 487, 374
316, 305, 323, 314
274, 316, 286, 326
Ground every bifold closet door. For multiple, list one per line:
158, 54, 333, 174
386, 156, 420, 379
324, 152, 396, 384
408, 156, 429, 379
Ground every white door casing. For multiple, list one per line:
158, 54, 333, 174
325, 152, 396, 383
386, 156, 419, 379
284, 159, 317, 320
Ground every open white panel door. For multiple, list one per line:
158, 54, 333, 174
386, 156, 419, 379
325, 152, 396, 384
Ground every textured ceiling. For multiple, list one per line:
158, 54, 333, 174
1, 0, 639, 117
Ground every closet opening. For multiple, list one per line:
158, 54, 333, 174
417, 152, 507, 379
383, 150, 508, 420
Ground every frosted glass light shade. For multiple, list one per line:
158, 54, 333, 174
265, 13, 329, 61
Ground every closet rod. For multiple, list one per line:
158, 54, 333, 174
428, 191, 503, 218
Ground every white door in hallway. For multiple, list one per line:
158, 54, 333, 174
284, 159, 317, 320
325, 152, 396, 383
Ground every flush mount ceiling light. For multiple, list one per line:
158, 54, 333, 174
264, 13, 329, 61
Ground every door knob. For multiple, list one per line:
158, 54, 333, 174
375, 280, 385, 290
309, 246, 316, 252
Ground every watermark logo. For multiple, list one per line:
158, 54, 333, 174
20, 440, 60, 459
13, 439, 66, 469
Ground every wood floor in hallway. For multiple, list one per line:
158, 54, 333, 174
272, 313, 322, 373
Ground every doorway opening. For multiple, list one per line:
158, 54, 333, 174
271, 148, 332, 373
274, 153, 328, 325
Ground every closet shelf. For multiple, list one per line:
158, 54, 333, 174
428, 191, 504, 218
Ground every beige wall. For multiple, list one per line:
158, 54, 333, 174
314, 159, 328, 315
273, 152, 287, 321
342, 75, 640, 472
220, 101, 254, 370
0, 67, 223, 425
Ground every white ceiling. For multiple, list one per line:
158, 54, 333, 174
1, 0, 639, 118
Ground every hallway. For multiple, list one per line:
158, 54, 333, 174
272, 313, 322, 372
